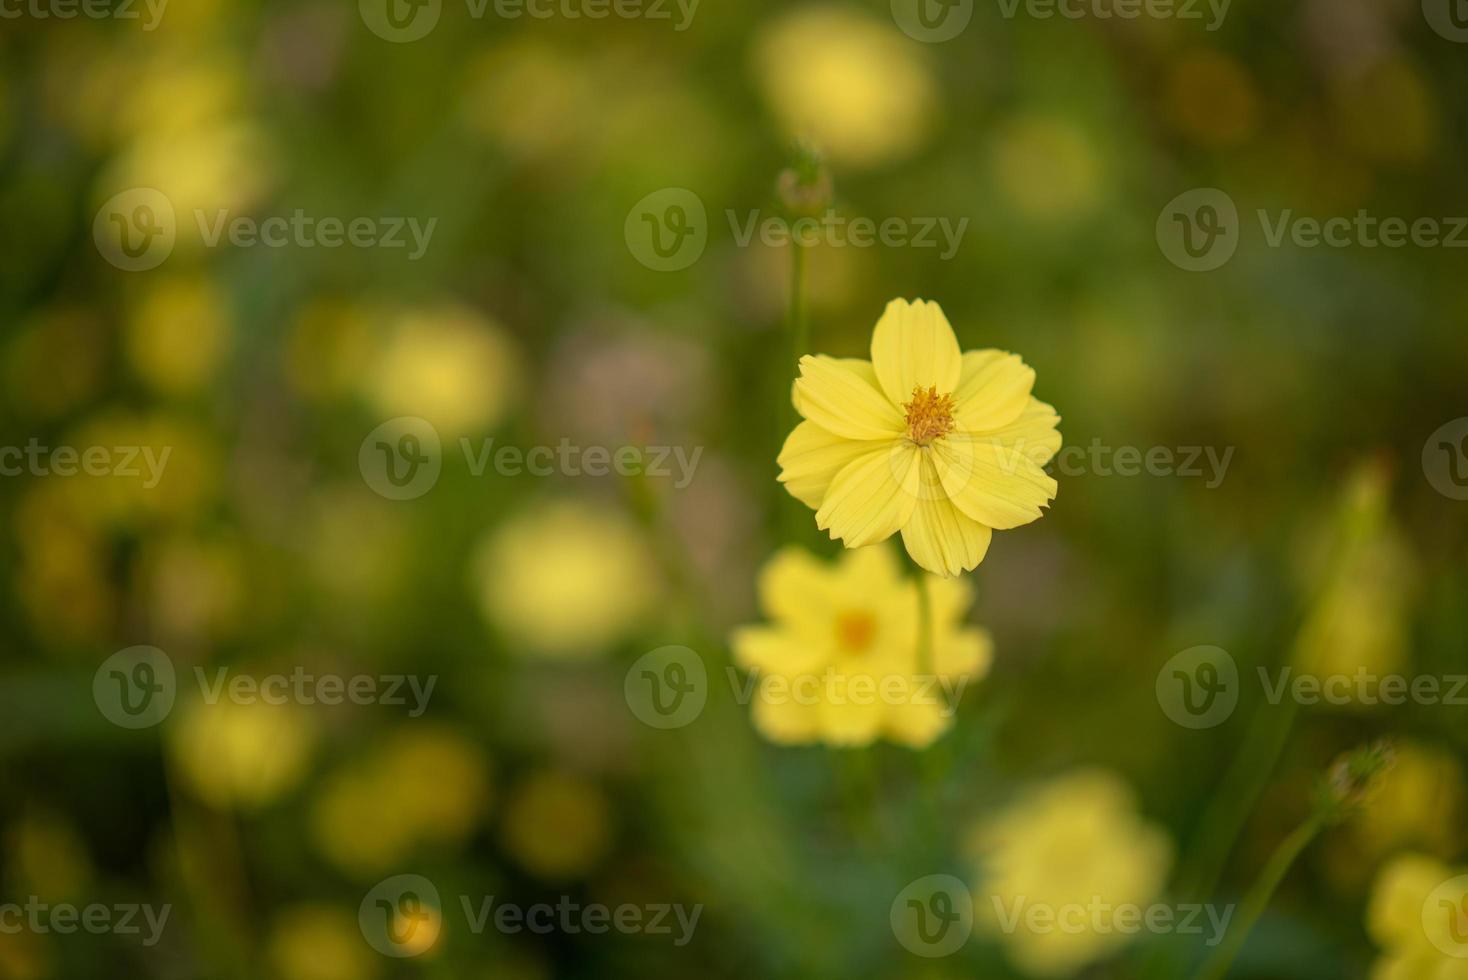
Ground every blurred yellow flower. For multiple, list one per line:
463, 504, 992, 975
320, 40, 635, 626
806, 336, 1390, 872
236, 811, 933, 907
730, 543, 990, 748
1353, 743, 1467, 861
169, 698, 316, 811
472, 500, 658, 658
311, 725, 490, 878
5, 810, 92, 901
1367, 854, 1468, 979
268, 905, 379, 980
1164, 49, 1259, 148
779, 298, 1061, 577
991, 115, 1102, 220
1292, 460, 1415, 688
969, 769, 1173, 977
500, 770, 611, 880
125, 275, 231, 396
365, 304, 522, 438
286, 299, 375, 402
753, 6, 936, 168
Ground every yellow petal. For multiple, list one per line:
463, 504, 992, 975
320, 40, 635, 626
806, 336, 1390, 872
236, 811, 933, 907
952, 349, 1034, 432
751, 683, 821, 744
972, 397, 1062, 467
900, 459, 994, 576
870, 298, 962, 406
884, 700, 953, 749
793, 355, 904, 441
933, 435, 1057, 530
777, 421, 888, 510
936, 626, 993, 679
755, 546, 838, 631
817, 678, 886, 746
816, 442, 921, 548
729, 625, 828, 676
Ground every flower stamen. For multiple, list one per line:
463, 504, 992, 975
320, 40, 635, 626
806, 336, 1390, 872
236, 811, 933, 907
903, 385, 956, 446
834, 610, 877, 654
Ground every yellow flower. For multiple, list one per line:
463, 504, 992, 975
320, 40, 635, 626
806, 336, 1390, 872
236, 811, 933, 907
472, 500, 658, 658
969, 769, 1173, 977
779, 298, 1061, 577
1353, 742, 1466, 860
1367, 854, 1468, 979
267, 905, 379, 980
499, 770, 612, 880
730, 543, 990, 748
169, 698, 315, 811
752, 6, 937, 168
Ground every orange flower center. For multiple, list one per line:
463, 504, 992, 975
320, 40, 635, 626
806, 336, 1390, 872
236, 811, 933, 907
834, 610, 877, 654
903, 385, 956, 446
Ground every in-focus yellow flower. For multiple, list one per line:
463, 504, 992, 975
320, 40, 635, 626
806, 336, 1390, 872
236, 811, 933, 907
730, 543, 990, 748
779, 299, 1061, 577
969, 769, 1173, 977
499, 770, 611, 880
1367, 854, 1468, 979
472, 500, 659, 658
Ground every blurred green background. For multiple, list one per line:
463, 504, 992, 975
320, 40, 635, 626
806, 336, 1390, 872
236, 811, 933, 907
1, 0, 1466, 976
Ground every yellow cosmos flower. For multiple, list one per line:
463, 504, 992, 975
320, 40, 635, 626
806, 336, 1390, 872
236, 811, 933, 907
729, 543, 992, 748
969, 770, 1173, 977
1367, 854, 1468, 980
779, 299, 1061, 577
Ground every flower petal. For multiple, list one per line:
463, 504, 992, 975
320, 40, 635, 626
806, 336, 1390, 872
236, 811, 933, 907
816, 443, 921, 548
952, 350, 1035, 432
884, 700, 953, 749
974, 397, 1062, 467
755, 546, 838, 631
777, 421, 888, 510
817, 677, 887, 746
870, 299, 962, 406
729, 625, 828, 676
933, 434, 1057, 530
900, 458, 994, 576
793, 355, 904, 441
751, 682, 821, 744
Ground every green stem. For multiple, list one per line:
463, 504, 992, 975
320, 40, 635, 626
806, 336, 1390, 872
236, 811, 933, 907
1191, 812, 1325, 980
789, 237, 809, 379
